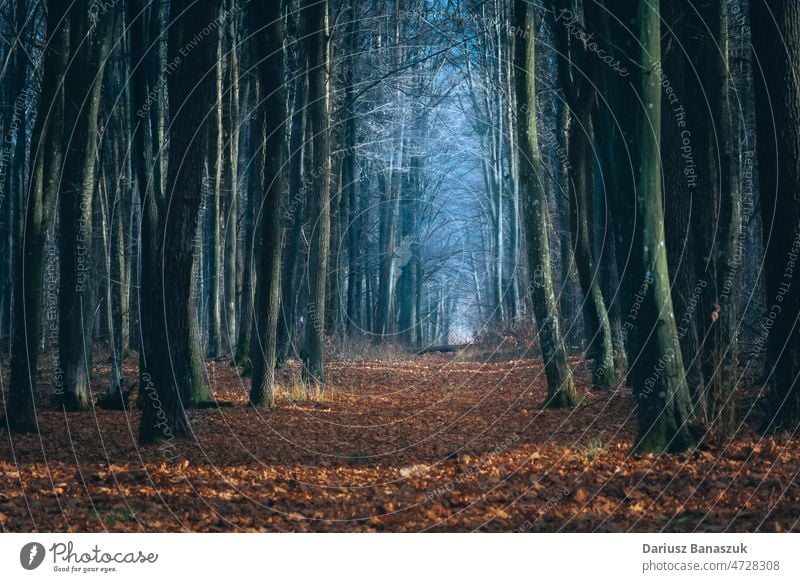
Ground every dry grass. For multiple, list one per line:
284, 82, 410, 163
275, 367, 331, 404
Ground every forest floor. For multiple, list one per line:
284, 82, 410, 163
1, 354, 799, 532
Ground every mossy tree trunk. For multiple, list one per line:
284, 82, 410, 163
512, 0, 576, 408
584, 1, 640, 385
610, 0, 695, 453
566, 114, 616, 389
550, 0, 617, 389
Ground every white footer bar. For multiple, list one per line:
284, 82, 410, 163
1, 533, 797, 581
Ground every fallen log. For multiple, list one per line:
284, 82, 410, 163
413, 344, 470, 355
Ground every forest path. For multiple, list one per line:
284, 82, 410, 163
1, 356, 798, 532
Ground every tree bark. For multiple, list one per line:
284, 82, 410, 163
608, 0, 695, 453
512, 0, 576, 408
206, 10, 225, 358
7, 0, 69, 431
301, 0, 331, 384
224, 0, 240, 349
752, 0, 800, 431
343, 10, 361, 335
59, 1, 114, 411
234, 72, 258, 367
131, 0, 167, 409
249, 0, 287, 407
550, 0, 617, 389
276, 66, 308, 365
138, 0, 218, 444
661, 0, 704, 415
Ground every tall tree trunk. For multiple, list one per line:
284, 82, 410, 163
277, 67, 308, 364
375, 4, 405, 341
661, 0, 704, 414
206, 11, 225, 358
104, 167, 127, 408
132, 0, 167, 409
752, 0, 800, 431
139, 0, 217, 444
506, 38, 522, 323
512, 0, 576, 408
566, 113, 616, 389
224, 0, 240, 350
249, 0, 287, 407
609, 0, 695, 453
59, 2, 114, 411
7, 0, 69, 431
301, 0, 331, 384
550, 0, 616, 389
690, 0, 741, 435
343, 10, 360, 335
584, 1, 641, 384
99, 77, 129, 409
326, 139, 344, 338
553, 100, 578, 346
0, 0, 30, 346
234, 73, 258, 367
96, 73, 128, 409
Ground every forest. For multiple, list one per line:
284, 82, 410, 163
0, 0, 799, 533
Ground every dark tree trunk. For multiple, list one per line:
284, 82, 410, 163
277, 67, 309, 365
553, 100, 579, 346
752, 0, 800, 431
584, 1, 641, 384
7, 0, 69, 432
301, 0, 332, 384
59, 2, 114, 411
691, 0, 740, 435
234, 73, 258, 368
343, 12, 360, 335
249, 0, 287, 408
0, 0, 30, 346
565, 113, 616, 389
131, 0, 166, 409
661, 0, 704, 415
98, 74, 129, 410
138, 0, 217, 445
